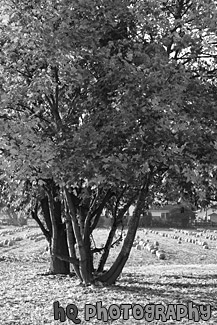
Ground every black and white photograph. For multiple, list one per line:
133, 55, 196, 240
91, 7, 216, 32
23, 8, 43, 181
0, 0, 217, 324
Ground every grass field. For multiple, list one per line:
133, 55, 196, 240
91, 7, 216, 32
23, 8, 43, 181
0, 225, 217, 324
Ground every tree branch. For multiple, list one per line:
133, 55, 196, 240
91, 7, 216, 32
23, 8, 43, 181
31, 201, 51, 243
90, 189, 115, 233
52, 253, 79, 265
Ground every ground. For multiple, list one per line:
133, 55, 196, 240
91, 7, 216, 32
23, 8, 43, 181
0, 225, 217, 324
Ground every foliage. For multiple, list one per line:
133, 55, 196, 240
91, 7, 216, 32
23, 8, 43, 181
1, 0, 217, 284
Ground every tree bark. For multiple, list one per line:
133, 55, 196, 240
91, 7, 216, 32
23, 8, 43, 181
50, 223, 70, 274
97, 221, 117, 272
31, 201, 51, 243
97, 192, 138, 272
47, 191, 58, 255
40, 197, 52, 235
40, 185, 70, 274
65, 209, 82, 281
49, 197, 70, 274
97, 175, 151, 284
64, 187, 91, 284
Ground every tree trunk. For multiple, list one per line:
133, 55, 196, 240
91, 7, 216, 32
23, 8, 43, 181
64, 187, 91, 284
97, 192, 138, 273
47, 191, 58, 255
97, 176, 151, 284
51, 191, 70, 274
84, 207, 96, 275
84, 231, 94, 274
65, 209, 82, 280
40, 197, 52, 235
49, 222, 70, 274
97, 221, 117, 272
32, 201, 51, 243
41, 186, 70, 274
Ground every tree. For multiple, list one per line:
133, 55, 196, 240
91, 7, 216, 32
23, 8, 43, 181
169, 205, 195, 228
1, 0, 217, 285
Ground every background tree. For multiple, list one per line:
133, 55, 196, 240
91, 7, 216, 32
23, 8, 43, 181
169, 205, 195, 228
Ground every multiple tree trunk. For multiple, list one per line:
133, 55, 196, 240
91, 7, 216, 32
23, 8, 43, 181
32, 174, 151, 284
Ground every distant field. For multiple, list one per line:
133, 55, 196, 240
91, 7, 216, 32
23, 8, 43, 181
93, 227, 217, 267
0, 226, 217, 324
